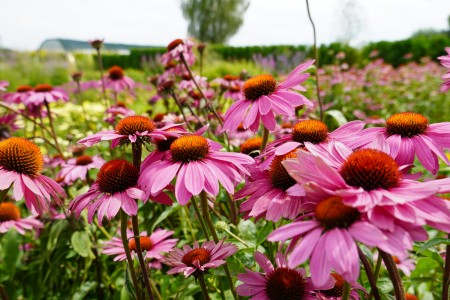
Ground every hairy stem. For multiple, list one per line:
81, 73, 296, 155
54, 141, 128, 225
260, 126, 270, 152
358, 246, 381, 300
197, 273, 211, 300
191, 196, 210, 241
379, 250, 405, 300
341, 281, 351, 300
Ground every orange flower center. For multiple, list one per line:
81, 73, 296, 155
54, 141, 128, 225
320, 273, 345, 297
315, 196, 360, 230
76, 155, 93, 166
223, 75, 239, 81
269, 151, 298, 191
265, 267, 306, 300
128, 236, 153, 252
153, 113, 165, 123
386, 112, 428, 137
34, 84, 53, 93
108, 66, 124, 80
96, 159, 139, 194
170, 135, 210, 163
291, 120, 328, 144
340, 149, 400, 191
0, 137, 43, 177
181, 248, 211, 267
229, 86, 241, 93
167, 39, 184, 51
115, 116, 156, 136
243, 74, 277, 101
16, 85, 33, 93
405, 293, 418, 300
240, 137, 262, 157
0, 202, 21, 221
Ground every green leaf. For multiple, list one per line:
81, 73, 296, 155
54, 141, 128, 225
47, 220, 68, 252
151, 205, 180, 231
325, 110, 348, 126
70, 231, 91, 258
71, 281, 97, 300
411, 257, 440, 278
1, 230, 21, 277
417, 237, 450, 253
256, 221, 272, 245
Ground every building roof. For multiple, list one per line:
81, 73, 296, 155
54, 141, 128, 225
39, 38, 159, 52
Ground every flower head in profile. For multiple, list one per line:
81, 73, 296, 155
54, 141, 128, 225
161, 38, 195, 66
0, 80, 9, 91
103, 228, 177, 268
0, 114, 20, 141
0, 137, 66, 215
68, 159, 145, 225
438, 47, 450, 92
139, 130, 254, 205
236, 251, 317, 300
222, 61, 314, 133
165, 240, 237, 277
352, 112, 450, 173
2, 85, 34, 104
26, 84, 68, 105
89, 39, 104, 50
235, 150, 306, 221
315, 272, 366, 300
78, 115, 183, 148
104, 66, 135, 93
57, 155, 105, 185
0, 202, 44, 235
104, 102, 135, 125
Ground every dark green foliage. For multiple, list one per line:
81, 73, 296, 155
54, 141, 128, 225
180, 0, 249, 43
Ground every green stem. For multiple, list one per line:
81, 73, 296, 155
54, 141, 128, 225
0, 186, 10, 204
224, 228, 249, 247
200, 192, 238, 300
170, 90, 195, 131
120, 210, 141, 300
305, 0, 324, 121
44, 100, 64, 159
191, 197, 210, 241
197, 273, 211, 300
226, 191, 238, 225
96, 48, 108, 105
358, 246, 380, 300
260, 126, 270, 152
442, 234, 450, 300
341, 281, 351, 300
369, 254, 383, 300
379, 250, 405, 300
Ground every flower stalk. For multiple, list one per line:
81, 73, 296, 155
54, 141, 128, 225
358, 246, 381, 300
379, 250, 405, 300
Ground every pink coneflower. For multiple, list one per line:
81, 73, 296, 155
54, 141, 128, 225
68, 159, 144, 225
57, 155, 105, 185
139, 131, 254, 205
104, 66, 135, 93
0, 114, 20, 140
258, 119, 365, 170
78, 115, 183, 148
103, 228, 177, 267
352, 112, 450, 174
26, 84, 68, 105
104, 102, 135, 125
0, 80, 8, 91
161, 39, 195, 67
0, 202, 44, 234
268, 195, 387, 287
165, 240, 237, 277
0, 137, 66, 215
2, 85, 34, 104
43, 154, 65, 169
222, 61, 314, 132
224, 124, 256, 148
235, 150, 306, 221
438, 47, 450, 92
315, 273, 366, 300
239, 137, 263, 157
236, 251, 318, 300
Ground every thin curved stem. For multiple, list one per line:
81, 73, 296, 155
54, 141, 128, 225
260, 126, 270, 152
305, 0, 324, 121
120, 210, 141, 300
379, 250, 405, 300
191, 196, 210, 241
442, 234, 450, 300
170, 90, 195, 131
358, 246, 381, 300
44, 100, 64, 158
197, 273, 211, 300
341, 281, 351, 300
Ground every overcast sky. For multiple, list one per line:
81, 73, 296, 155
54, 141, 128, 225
1, 0, 449, 50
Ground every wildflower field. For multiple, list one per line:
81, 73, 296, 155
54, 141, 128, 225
0, 39, 450, 300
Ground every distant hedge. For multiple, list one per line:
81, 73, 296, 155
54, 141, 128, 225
98, 33, 450, 70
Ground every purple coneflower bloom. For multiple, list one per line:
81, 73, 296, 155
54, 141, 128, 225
161, 39, 195, 67
104, 102, 135, 125
236, 251, 318, 300
68, 159, 145, 225
0, 202, 44, 235
78, 115, 183, 148
57, 155, 105, 185
0, 137, 66, 215
315, 272, 366, 300
26, 84, 68, 105
438, 47, 450, 92
222, 61, 314, 132
165, 240, 237, 277
103, 228, 177, 266
139, 130, 253, 205
0, 113, 20, 140
2, 85, 34, 104
352, 112, 450, 174
0, 80, 8, 91
103, 66, 135, 93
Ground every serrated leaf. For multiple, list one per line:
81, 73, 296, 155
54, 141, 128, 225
71, 231, 91, 258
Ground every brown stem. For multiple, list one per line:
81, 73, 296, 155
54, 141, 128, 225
358, 246, 381, 300
96, 48, 108, 102
443, 234, 450, 300
197, 273, 211, 300
379, 250, 405, 300
44, 100, 64, 159
170, 90, 195, 131
305, 0, 324, 121
260, 126, 270, 152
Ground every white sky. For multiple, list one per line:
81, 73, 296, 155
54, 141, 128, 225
1, 0, 449, 50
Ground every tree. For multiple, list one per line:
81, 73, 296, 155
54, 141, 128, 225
181, 0, 249, 44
